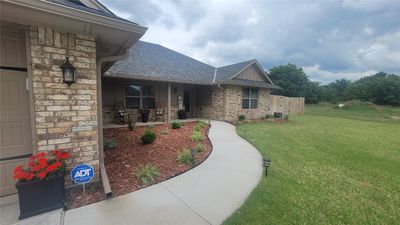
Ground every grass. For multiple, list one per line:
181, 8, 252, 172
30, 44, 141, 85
191, 131, 203, 142
224, 104, 400, 225
177, 149, 194, 166
135, 164, 159, 185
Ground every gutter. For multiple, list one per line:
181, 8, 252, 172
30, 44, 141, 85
96, 49, 130, 198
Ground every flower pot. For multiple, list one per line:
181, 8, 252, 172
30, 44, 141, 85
16, 173, 65, 219
178, 110, 187, 119
140, 111, 150, 123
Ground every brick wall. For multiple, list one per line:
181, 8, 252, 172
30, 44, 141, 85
210, 85, 270, 122
29, 26, 99, 184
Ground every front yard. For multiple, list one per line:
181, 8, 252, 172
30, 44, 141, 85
66, 121, 211, 209
224, 105, 400, 225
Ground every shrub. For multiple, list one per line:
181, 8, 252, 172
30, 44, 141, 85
191, 131, 203, 142
171, 122, 182, 129
284, 114, 289, 120
135, 164, 159, 185
197, 120, 207, 128
265, 114, 272, 119
147, 124, 155, 129
194, 124, 201, 131
140, 130, 156, 144
238, 115, 246, 121
160, 130, 169, 135
194, 143, 204, 152
177, 149, 194, 166
104, 138, 118, 149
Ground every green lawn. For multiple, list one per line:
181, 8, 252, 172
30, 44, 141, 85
224, 105, 400, 225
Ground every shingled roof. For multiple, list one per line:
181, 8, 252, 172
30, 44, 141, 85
106, 41, 281, 89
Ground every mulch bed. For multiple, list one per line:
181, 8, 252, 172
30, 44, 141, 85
65, 121, 212, 209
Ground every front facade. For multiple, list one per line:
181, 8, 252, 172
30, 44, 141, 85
0, 0, 279, 198
0, 0, 146, 196
103, 41, 280, 125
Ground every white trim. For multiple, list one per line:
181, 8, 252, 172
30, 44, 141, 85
212, 68, 217, 83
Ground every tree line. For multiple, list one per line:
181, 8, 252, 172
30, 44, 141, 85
268, 64, 400, 106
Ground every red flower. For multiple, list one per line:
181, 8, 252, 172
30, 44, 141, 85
30, 165, 40, 172
46, 161, 62, 173
29, 152, 47, 160
38, 157, 48, 169
37, 171, 47, 180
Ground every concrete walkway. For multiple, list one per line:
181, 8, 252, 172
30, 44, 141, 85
64, 121, 263, 225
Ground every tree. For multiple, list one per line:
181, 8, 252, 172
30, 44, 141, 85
346, 72, 400, 105
268, 63, 321, 103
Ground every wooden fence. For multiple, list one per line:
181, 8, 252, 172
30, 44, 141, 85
268, 95, 305, 115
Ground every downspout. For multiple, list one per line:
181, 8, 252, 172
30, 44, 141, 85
96, 49, 129, 198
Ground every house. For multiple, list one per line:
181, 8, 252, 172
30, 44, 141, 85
102, 41, 280, 124
0, 0, 146, 197
0, 0, 279, 198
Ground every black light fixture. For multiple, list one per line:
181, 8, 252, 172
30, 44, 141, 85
263, 158, 271, 177
60, 56, 76, 86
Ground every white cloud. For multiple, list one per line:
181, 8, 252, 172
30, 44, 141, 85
102, 0, 400, 83
303, 64, 378, 84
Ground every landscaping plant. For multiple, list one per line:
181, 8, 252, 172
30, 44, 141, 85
284, 114, 289, 120
177, 149, 194, 166
238, 115, 246, 121
196, 120, 208, 128
140, 129, 156, 144
191, 131, 203, 142
127, 114, 135, 131
135, 164, 159, 185
104, 138, 118, 149
194, 143, 205, 152
171, 121, 182, 129
160, 129, 169, 135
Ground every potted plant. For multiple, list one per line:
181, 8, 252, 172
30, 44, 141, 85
139, 109, 150, 123
178, 109, 187, 119
13, 150, 70, 219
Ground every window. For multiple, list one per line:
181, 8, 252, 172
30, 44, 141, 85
242, 88, 258, 109
125, 85, 155, 109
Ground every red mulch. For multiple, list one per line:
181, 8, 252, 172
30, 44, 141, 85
65, 182, 105, 210
65, 122, 212, 209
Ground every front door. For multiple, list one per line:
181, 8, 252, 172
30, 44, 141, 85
184, 90, 191, 113
0, 70, 32, 196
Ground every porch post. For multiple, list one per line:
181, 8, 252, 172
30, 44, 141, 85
167, 82, 172, 123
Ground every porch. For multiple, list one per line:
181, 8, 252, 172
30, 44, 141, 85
102, 77, 213, 126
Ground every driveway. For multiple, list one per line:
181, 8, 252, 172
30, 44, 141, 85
64, 120, 263, 225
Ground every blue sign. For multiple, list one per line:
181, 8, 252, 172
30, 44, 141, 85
71, 164, 94, 184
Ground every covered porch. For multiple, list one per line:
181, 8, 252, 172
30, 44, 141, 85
102, 77, 213, 126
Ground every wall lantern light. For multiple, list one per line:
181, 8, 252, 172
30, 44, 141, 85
60, 56, 76, 86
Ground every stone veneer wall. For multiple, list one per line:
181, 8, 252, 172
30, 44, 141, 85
210, 85, 270, 122
29, 26, 99, 184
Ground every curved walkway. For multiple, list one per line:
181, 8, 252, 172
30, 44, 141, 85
64, 121, 263, 225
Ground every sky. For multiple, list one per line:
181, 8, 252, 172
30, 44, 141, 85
102, 0, 400, 84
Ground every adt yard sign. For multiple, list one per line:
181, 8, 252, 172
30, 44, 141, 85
71, 164, 94, 184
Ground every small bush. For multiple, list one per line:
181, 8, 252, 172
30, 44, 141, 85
191, 131, 203, 142
177, 149, 194, 166
135, 164, 159, 185
197, 120, 207, 128
171, 122, 182, 129
104, 138, 117, 149
194, 143, 205, 152
194, 124, 202, 131
161, 130, 169, 135
265, 114, 272, 119
140, 130, 156, 144
284, 114, 289, 120
238, 115, 246, 121
147, 124, 155, 129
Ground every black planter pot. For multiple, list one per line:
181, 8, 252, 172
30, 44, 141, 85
178, 110, 187, 119
140, 111, 150, 123
16, 174, 65, 220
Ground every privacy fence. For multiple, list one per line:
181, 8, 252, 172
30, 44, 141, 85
268, 95, 305, 115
